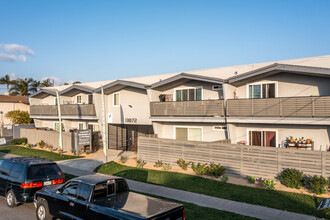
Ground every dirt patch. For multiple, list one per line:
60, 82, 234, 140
116, 157, 330, 198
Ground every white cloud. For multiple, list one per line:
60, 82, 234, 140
2, 44, 34, 55
9, 73, 18, 80
0, 53, 16, 62
19, 55, 27, 62
41, 76, 62, 86
0, 44, 34, 62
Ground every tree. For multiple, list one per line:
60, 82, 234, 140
40, 78, 54, 87
72, 81, 81, 84
0, 74, 13, 92
5, 110, 32, 124
30, 80, 41, 94
9, 78, 35, 96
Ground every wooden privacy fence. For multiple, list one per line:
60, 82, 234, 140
138, 136, 330, 179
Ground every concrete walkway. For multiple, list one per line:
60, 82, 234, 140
0, 150, 321, 220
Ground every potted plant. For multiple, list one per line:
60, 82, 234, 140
306, 139, 311, 144
289, 136, 294, 143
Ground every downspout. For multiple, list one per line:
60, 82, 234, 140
101, 85, 108, 162
56, 90, 63, 151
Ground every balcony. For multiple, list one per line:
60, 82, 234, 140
150, 100, 224, 117
30, 104, 96, 117
226, 96, 330, 117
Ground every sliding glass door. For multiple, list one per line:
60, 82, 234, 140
249, 130, 276, 147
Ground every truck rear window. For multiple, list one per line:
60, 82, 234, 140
93, 180, 128, 201
27, 164, 61, 179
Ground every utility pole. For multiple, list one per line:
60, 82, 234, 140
101, 86, 108, 162
56, 90, 63, 151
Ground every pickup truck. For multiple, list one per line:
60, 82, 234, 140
34, 174, 185, 220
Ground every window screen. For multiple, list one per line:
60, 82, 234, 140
176, 128, 188, 141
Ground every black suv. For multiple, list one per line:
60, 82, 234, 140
0, 157, 64, 207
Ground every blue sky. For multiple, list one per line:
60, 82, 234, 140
1, 0, 330, 91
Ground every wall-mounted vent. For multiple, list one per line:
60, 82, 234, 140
212, 85, 223, 91
213, 126, 227, 130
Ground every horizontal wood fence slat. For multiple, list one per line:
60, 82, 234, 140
138, 136, 330, 179
30, 104, 96, 116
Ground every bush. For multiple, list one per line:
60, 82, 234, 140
12, 138, 28, 145
5, 110, 32, 124
279, 168, 303, 189
177, 158, 191, 170
162, 163, 172, 171
154, 160, 163, 167
38, 140, 46, 148
207, 162, 225, 178
248, 176, 255, 184
191, 162, 208, 175
120, 156, 128, 163
136, 159, 146, 168
306, 175, 329, 195
221, 175, 228, 183
263, 179, 275, 190
25, 143, 31, 148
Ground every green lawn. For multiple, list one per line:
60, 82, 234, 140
95, 162, 330, 219
134, 191, 257, 220
0, 146, 82, 161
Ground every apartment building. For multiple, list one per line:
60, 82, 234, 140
29, 55, 330, 151
0, 94, 29, 124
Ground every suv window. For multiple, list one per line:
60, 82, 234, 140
62, 181, 79, 198
0, 160, 14, 176
27, 164, 61, 180
10, 163, 25, 179
0, 159, 4, 167
77, 183, 93, 201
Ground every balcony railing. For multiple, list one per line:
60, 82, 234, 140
30, 104, 96, 117
150, 100, 224, 117
226, 96, 330, 117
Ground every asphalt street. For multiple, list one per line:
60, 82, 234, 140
0, 197, 35, 220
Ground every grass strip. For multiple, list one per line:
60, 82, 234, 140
95, 161, 330, 219
0, 145, 82, 161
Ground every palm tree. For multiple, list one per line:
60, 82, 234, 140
9, 78, 35, 96
0, 74, 13, 92
30, 80, 41, 94
40, 78, 54, 87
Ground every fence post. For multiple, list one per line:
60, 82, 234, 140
279, 98, 282, 117
311, 96, 315, 117
277, 148, 282, 174
322, 152, 326, 177
240, 145, 243, 177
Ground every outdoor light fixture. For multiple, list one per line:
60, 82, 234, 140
128, 105, 132, 108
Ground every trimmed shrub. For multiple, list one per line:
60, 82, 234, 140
279, 168, 303, 189
38, 140, 46, 148
306, 175, 329, 195
12, 138, 27, 145
263, 179, 276, 190
177, 158, 191, 170
248, 176, 255, 184
191, 162, 208, 175
162, 163, 172, 171
207, 162, 225, 178
137, 159, 146, 168
120, 156, 128, 163
154, 160, 163, 167
221, 175, 228, 183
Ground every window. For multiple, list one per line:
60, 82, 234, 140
113, 93, 120, 106
249, 130, 276, 147
0, 160, 14, 175
77, 183, 93, 201
248, 83, 275, 99
11, 164, 25, 179
62, 181, 79, 198
78, 123, 84, 130
27, 164, 61, 179
77, 95, 82, 104
54, 122, 64, 131
88, 124, 99, 132
54, 97, 58, 105
175, 127, 202, 141
175, 88, 202, 101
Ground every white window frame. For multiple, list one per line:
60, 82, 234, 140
53, 122, 64, 131
88, 123, 99, 132
113, 92, 120, 107
174, 126, 203, 141
76, 95, 82, 104
246, 128, 278, 148
246, 81, 278, 98
173, 87, 203, 101
78, 122, 84, 130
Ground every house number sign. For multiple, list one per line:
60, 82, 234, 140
125, 118, 137, 123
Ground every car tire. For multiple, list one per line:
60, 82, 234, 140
36, 200, 52, 220
6, 189, 17, 208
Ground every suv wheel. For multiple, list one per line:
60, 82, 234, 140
6, 190, 17, 208
36, 200, 52, 220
